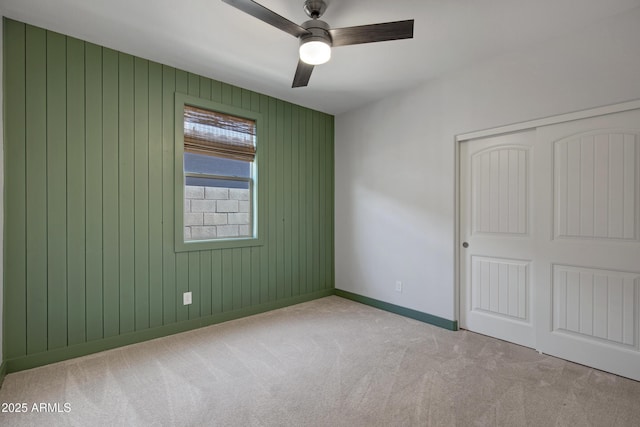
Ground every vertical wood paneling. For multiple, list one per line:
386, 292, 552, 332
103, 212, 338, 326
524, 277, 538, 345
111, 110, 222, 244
276, 100, 285, 298
188, 73, 199, 96
162, 65, 177, 325
211, 80, 222, 102
232, 86, 242, 107
176, 253, 189, 321
200, 77, 211, 101
4, 19, 334, 364
268, 98, 278, 301
134, 57, 150, 330
242, 248, 251, 307
250, 92, 262, 305
102, 48, 120, 338
221, 82, 232, 104
298, 108, 308, 295
235, 91, 252, 308
324, 116, 331, 289
251, 247, 260, 305
200, 251, 212, 316
67, 37, 87, 345
46, 31, 68, 349
305, 109, 314, 294
4, 20, 28, 358
188, 252, 200, 319
212, 250, 223, 313
312, 112, 320, 291
118, 53, 135, 333
291, 106, 300, 296
232, 248, 242, 309
197, 73, 213, 314
242, 89, 251, 109
85, 42, 104, 341
148, 61, 163, 328
283, 103, 292, 298
222, 250, 233, 311
175, 69, 189, 322
259, 94, 270, 303
318, 112, 326, 290
327, 117, 335, 290
25, 25, 48, 354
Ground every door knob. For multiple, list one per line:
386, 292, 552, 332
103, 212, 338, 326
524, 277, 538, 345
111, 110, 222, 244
462, 242, 469, 248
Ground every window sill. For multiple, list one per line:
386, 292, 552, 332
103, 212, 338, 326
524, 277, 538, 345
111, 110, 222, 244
175, 236, 264, 252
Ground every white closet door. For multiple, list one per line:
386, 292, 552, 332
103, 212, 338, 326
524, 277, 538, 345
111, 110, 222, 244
535, 109, 640, 381
460, 107, 640, 381
460, 130, 537, 348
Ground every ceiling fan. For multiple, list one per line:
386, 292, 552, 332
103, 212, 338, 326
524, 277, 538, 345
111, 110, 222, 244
222, 0, 414, 88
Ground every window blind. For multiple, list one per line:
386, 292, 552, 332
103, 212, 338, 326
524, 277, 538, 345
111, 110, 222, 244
183, 105, 256, 162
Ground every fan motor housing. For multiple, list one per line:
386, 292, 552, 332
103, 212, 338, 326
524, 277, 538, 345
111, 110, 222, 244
300, 19, 332, 46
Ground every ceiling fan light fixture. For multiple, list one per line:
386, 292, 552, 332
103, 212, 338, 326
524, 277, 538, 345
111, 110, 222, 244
221, 0, 414, 87
299, 39, 331, 65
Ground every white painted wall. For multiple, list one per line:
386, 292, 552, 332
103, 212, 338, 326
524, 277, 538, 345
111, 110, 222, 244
334, 7, 640, 321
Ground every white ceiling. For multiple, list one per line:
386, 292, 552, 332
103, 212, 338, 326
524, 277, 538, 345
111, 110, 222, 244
2, 0, 639, 115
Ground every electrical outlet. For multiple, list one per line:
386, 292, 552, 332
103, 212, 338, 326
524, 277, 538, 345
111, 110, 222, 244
183, 291, 192, 305
395, 281, 403, 293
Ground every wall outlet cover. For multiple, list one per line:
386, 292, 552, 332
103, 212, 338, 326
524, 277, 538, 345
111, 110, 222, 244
183, 291, 192, 305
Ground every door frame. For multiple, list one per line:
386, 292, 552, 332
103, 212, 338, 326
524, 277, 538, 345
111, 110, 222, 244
454, 99, 640, 328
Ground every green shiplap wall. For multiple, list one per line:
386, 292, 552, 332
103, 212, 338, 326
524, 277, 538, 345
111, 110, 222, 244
3, 18, 335, 372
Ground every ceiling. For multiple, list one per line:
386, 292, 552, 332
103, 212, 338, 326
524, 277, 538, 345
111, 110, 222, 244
1, 0, 639, 115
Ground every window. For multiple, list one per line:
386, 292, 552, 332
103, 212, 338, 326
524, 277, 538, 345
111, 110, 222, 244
175, 93, 263, 251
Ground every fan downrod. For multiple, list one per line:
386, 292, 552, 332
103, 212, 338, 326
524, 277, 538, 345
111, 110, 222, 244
303, 0, 327, 19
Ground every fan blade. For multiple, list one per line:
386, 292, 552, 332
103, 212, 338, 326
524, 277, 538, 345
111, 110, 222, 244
329, 20, 414, 47
222, 0, 310, 38
292, 60, 314, 88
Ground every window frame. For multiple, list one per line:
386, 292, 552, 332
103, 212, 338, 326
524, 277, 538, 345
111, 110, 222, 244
174, 92, 264, 252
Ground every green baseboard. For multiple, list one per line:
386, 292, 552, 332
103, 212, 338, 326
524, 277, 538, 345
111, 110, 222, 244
334, 289, 458, 331
5, 289, 334, 374
0, 360, 7, 388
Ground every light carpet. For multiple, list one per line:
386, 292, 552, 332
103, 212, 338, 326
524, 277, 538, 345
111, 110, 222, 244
1, 296, 639, 426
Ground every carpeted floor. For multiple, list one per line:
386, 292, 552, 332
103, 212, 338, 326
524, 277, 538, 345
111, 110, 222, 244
0, 296, 639, 426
